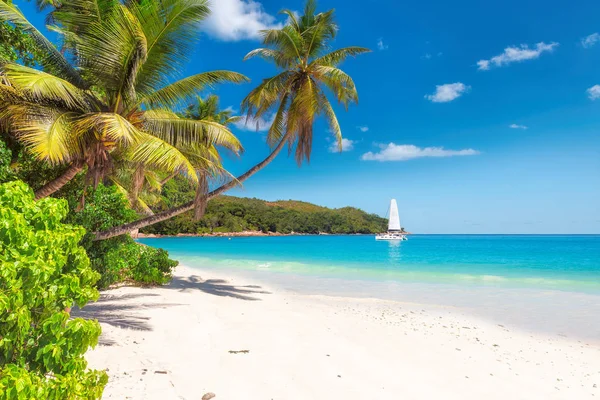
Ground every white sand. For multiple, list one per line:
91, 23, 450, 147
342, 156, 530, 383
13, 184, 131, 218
82, 265, 600, 399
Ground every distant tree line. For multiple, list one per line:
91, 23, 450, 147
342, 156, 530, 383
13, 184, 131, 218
141, 178, 387, 235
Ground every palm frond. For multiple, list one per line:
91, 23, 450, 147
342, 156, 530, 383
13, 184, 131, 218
74, 112, 144, 144
0, 0, 87, 88
75, 3, 147, 104
1, 63, 93, 110
285, 76, 320, 163
241, 71, 292, 119
131, 0, 211, 93
7, 106, 82, 164
50, 0, 118, 31
260, 26, 304, 63
280, 8, 300, 31
114, 5, 148, 108
318, 93, 342, 151
244, 48, 293, 69
302, 9, 336, 58
266, 92, 290, 147
124, 133, 198, 183
311, 47, 371, 67
142, 112, 243, 153
138, 71, 249, 110
313, 65, 358, 108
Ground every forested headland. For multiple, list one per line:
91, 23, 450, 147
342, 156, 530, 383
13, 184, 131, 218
141, 178, 388, 235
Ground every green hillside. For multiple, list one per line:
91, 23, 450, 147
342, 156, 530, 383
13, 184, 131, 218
141, 178, 387, 235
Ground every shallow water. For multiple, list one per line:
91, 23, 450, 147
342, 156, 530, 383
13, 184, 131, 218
140, 235, 600, 341
140, 235, 600, 292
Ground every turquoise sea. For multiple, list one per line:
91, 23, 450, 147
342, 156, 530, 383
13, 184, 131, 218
140, 235, 600, 340
140, 234, 600, 293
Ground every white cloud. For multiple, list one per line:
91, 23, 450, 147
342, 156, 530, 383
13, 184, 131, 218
357, 126, 369, 132
361, 144, 480, 162
201, 0, 281, 41
477, 42, 558, 70
425, 82, 470, 103
581, 33, 600, 48
234, 113, 275, 131
587, 85, 600, 100
509, 124, 528, 130
422, 53, 432, 60
377, 38, 389, 51
477, 60, 490, 70
329, 138, 355, 153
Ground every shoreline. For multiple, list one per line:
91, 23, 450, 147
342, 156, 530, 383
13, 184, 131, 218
83, 264, 600, 399
135, 231, 412, 238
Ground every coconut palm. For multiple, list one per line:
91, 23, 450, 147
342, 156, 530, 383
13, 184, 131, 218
241, 0, 370, 163
113, 95, 240, 217
0, 0, 246, 200
93, 0, 368, 240
185, 94, 241, 127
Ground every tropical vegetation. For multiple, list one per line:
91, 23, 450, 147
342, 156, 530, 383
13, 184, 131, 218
0, 0, 245, 204
142, 177, 387, 235
93, 0, 369, 240
0, 181, 107, 399
0, 0, 367, 396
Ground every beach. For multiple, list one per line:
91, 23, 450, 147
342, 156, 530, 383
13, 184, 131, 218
82, 265, 600, 399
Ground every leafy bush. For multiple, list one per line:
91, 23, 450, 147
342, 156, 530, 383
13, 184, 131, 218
65, 184, 177, 288
0, 137, 178, 288
0, 140, 13, 183
0, 181, 107, 399
134, 247, 178, 285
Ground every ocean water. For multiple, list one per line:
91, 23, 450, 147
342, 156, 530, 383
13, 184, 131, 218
140, 235, 600, 340
139, 235, 600, 293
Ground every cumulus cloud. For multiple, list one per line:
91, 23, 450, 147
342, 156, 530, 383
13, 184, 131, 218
361, 143, 480, 162
357, 126, 369, 132
425, 83, 470, 103
234, 114, 276, 131
477, 42, 558, 70
377, 38, 389, 51
581, 33, 600, 48
587, 85, 600, 100
201, 0, 281, 41
509, 124, 528, 130
328, 138, 355, 153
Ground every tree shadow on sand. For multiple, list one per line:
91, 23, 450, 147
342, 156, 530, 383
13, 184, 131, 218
166, 275, 271, 301
72, 292, 182, 333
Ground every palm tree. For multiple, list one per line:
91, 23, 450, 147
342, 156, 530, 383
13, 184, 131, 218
126, 95, 242, 217
0, 0, 246, 200
241, 0, 370, 163
185, 94, 241, 127
93, 0, 368, 241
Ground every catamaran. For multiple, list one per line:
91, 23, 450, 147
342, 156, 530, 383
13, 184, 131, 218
376, 199, 407, 241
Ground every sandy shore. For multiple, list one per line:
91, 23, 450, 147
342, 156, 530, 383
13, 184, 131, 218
81, 265, 600, 399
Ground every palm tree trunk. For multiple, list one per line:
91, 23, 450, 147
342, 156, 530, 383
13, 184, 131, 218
93, 133, 292, 241
160, 171, 178, 186
34, 162, 84, 200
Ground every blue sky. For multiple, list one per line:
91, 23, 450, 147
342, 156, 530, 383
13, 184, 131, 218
19, 0, 600, 233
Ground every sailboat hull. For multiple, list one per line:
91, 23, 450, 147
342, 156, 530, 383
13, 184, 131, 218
375, 233, 408, 241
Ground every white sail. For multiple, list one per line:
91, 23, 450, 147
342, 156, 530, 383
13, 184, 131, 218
388, 199, 401, 231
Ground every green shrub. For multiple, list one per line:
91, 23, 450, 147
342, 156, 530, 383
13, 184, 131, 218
66, 184, 177, 288
0, 181, 107, 399
134, 247, 178, 285
0, 140, 14, 183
